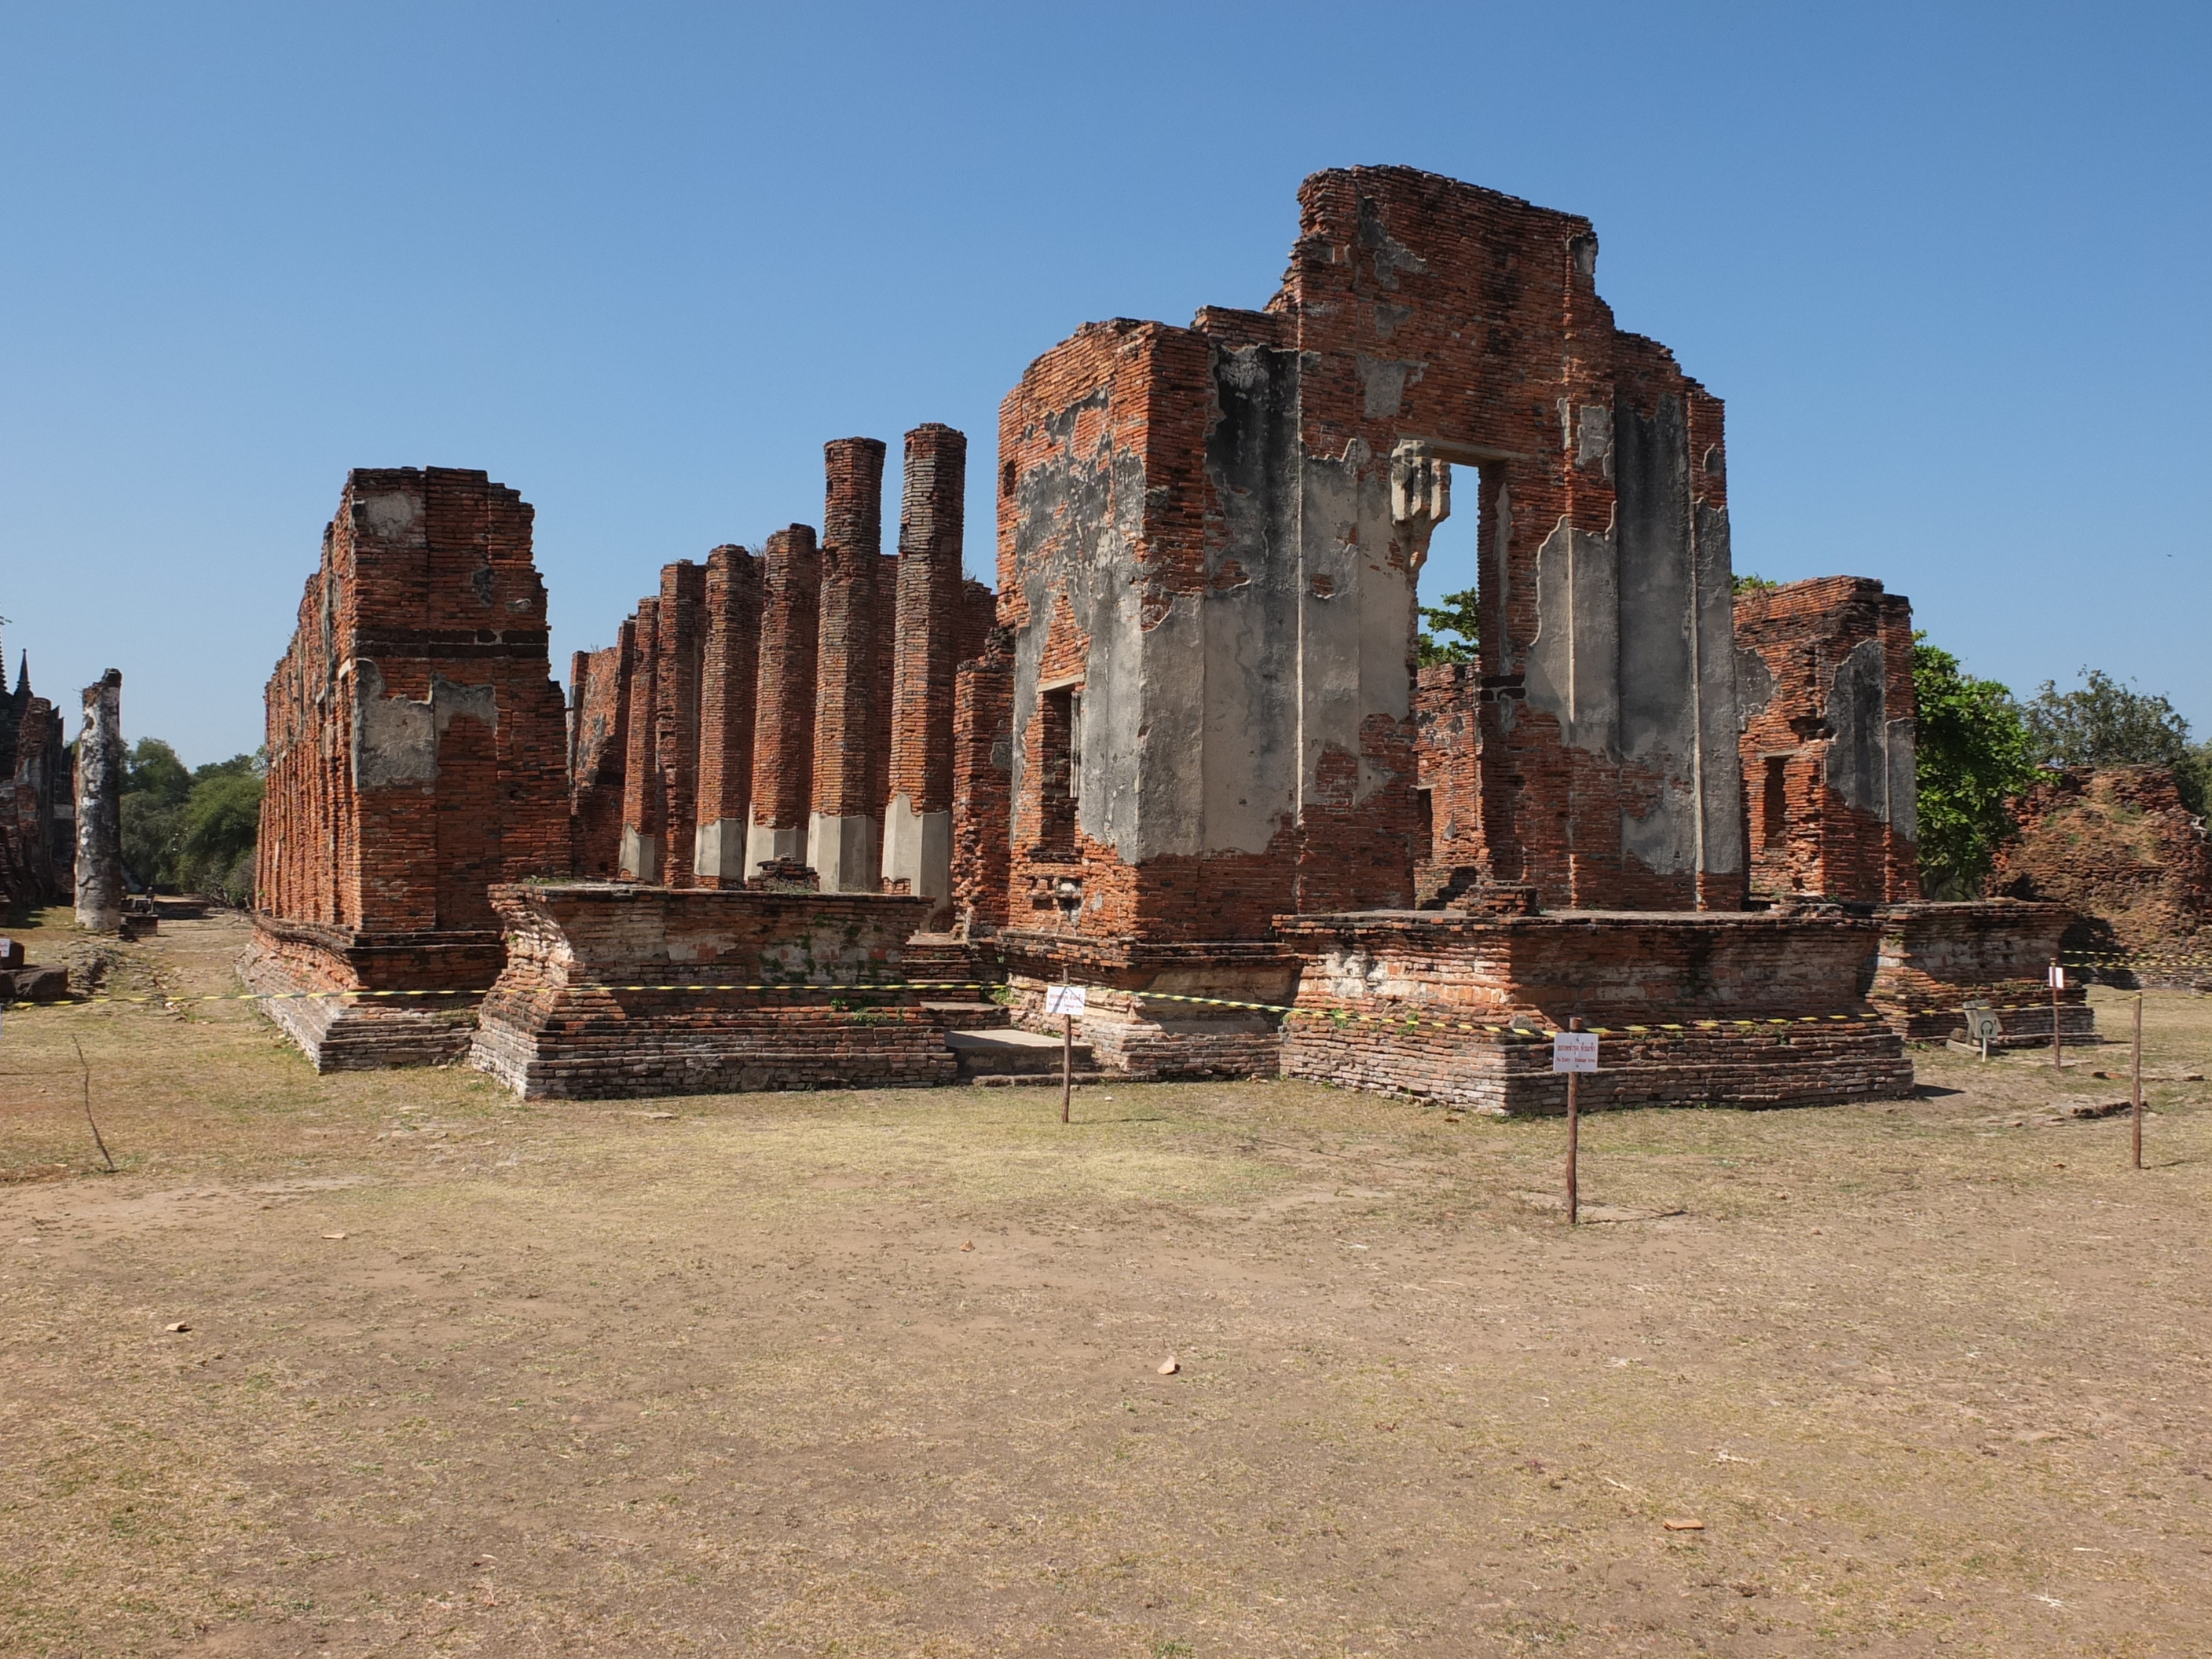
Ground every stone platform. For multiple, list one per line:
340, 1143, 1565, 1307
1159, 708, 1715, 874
469, 883, 954, 1100
240, 914, 504, 1071
1273, 908, 1915, 1112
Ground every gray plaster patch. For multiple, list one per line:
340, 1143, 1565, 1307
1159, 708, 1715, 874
1357, 196, 1429, 290
1372, 300, 1412, 340
1735, 645, 1775, 729
1576, 405, 1615, 476
1824, 638, 1888, 818
350, 662, 500, 792
1357, 355, 1426, 420
1886, 717, 1918, 842
1522, 515, 1619, 757
359, 492, 419, 540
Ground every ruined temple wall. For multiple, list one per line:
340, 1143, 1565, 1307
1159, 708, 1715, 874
1734, 575, 1919, 903
991, 167, 1745, 959
258, 467, 570, 943
950, 628, 1014, 934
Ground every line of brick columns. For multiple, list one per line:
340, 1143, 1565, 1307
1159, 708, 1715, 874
808, 438, 891, 893
883, 423, 965, 925
591, 427, 975, 896
744, 524, 821, 873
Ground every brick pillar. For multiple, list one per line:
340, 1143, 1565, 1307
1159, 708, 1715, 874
694, 544, 764, 885
74, 668, 125, 932
745, 525, 820, 874
950, 627, 1014, 935
881, 423, 965, 925
808, 437, 888, 892
619, 597, 661, 880
654, 561, 708, 888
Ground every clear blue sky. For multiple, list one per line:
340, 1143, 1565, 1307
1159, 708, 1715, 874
2, 2, 2205, 767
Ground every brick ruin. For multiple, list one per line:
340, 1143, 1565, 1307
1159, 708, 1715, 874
243, 467, 573, 1068
1734, 576, 1919, 905
0, 643, 71, 910
1992, 766, 2212, 988
251, 167, 2092, 1100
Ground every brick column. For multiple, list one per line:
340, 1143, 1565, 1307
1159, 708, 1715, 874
654, 561, 708, 888
881, 423, 965, 925
745, 525, 820, 874
619, 597, 661, 881
694, 544, 763, 885
808, 438, 888, 892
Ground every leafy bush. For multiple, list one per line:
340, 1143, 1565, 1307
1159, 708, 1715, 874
1913, 637, 2035, 898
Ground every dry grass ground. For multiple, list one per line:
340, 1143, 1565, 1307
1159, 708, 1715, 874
3, 908, 2210, 1658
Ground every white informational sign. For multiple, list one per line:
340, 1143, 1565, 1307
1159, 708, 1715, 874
2048, 964, 2067, 989
1551, 1031, 1599, 1074
1044, 983, 1088, 1019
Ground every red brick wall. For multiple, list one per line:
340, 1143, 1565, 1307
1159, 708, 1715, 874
258, 467, 569, 946
568, 630, 629, 878
950, 628, 1014, 932
1992, 767, 2211, 954
1414, 662, 1484, 881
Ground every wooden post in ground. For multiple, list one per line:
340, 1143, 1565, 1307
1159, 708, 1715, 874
1061, 1012, 1072, 1125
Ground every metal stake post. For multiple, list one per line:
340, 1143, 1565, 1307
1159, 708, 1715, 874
1566, 1017, 1582, 1228
2051, 960, 2064, 1071
2132, 991, 2144, 1170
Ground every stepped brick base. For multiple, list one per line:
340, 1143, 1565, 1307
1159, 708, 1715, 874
1869, 900, 2098, 1044
994, 932, 1300, 1080
1275, 908, 1914, 1112
469, 882, 954, 1100
240, 916, 500, 1071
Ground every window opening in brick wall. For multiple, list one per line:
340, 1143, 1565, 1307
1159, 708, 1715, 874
1037, 684, 1081, 854
1415, 786, 1434, 863
1762, 755, 1789, 848
1414, 460, 1480, 669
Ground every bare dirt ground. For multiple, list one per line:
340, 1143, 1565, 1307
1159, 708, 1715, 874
3, 909, 2210, 1658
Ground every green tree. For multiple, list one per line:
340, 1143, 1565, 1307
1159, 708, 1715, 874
2020, 668, 2206, 814
1416, 587, 1479, 667
1731, 572, 1779, 595
1914, 636, 2036, 898
179, 756, 264, 903
125, 737, 192, 805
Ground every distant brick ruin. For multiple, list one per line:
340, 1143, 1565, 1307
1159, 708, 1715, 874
1735, 577, 1920, 905
0, 646, 71, 910
250, 167, 2092, 1097
1993, 766, 2212, 987
244, 467, 572, 1067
